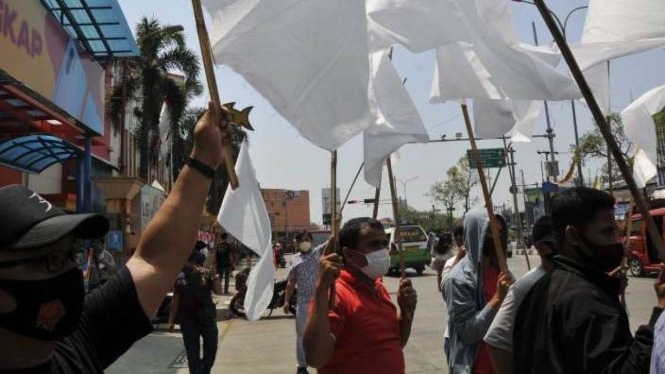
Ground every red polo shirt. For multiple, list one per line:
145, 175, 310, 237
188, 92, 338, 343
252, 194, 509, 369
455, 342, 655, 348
317, 270, 404, 374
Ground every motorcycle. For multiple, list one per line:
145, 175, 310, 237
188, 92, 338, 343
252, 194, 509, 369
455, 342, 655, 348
229, 268, 297, 318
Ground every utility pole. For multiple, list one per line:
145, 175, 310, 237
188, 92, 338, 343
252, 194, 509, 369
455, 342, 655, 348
521, 169, 529, 227
532, 22, 558, 182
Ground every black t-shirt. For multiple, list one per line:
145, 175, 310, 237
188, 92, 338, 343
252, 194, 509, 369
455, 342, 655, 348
2, 267, 154, 373
216, 243, 232, 269
175, 271, 216, 324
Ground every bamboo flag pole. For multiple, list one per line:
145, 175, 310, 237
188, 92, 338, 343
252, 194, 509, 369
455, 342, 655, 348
340, 162, 365, 214
533, 0, 665, 262
461, 104, 509, 274
192, 0, 240, 189
502, 137, 530, 271
372, 183, 381, 220
386, 157, 406, 279
328, 151, 339, 309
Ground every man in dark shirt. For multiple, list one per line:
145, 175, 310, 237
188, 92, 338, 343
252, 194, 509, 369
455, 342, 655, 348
514, 187, 665, 373
0, 101, 229, 372
215, 233, 235, 294
170, 243, 222, 374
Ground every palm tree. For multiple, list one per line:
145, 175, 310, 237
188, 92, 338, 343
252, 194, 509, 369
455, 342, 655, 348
107, 17, 202, 181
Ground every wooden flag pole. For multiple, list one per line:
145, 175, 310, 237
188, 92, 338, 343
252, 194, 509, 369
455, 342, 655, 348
340, 162, 365, 214
372, 182, 381, 220
533, 0, 665, 262
327, 151, 339, 309
461, 104, 509, 274
386, 157, 406, 279
191, 0, 239, 189
502, 137, 530, 271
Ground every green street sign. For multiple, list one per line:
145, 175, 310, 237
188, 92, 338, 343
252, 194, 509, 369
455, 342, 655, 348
466, 148, 505, 169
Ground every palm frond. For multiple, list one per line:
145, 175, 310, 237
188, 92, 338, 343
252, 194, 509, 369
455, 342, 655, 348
159, 47, 201, 83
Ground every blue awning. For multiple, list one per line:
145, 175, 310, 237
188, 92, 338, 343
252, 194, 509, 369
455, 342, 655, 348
40, 0, 139, 59
0, 135, 80, 174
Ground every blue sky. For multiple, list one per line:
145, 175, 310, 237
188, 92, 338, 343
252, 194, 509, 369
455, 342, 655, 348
117, 0, 665, 225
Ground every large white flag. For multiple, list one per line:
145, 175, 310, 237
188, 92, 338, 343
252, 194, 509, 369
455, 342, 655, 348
363, 51, 428, 188
158, 102, 170, 159
371, 0, 580, 101
203, 0, 373, 151
472, 99, 542, 141
572, 0, 665, 71
621, 86, 665, 188
217, 141, 274, 321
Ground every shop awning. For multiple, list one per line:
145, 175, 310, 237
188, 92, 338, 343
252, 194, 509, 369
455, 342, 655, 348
40, 0, 139, 59
0, 135, 80, 174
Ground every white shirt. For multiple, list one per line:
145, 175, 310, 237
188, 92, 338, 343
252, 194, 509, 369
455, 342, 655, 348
483, 265, 547, 352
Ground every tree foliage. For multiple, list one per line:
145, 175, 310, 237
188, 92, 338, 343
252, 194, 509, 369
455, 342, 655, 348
445, 157, 479, 213
574, 113, 634, 184
106, 17, 203, 181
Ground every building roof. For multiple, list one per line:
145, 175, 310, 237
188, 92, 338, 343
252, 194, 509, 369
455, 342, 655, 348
41, 0, 139, 59
0, 135, 80, 174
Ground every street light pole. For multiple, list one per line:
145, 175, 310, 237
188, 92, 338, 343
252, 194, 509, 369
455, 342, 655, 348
531, 21, 558, 182
396, 177, 418, 207
520, 3, 588, 186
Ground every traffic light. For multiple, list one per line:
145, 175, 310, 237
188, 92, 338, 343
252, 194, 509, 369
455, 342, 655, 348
347, 200, 359, 204
364, 198, 375, 204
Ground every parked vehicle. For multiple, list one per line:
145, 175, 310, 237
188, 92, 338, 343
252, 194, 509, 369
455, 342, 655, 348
627, 208, 664, 276
385, 225, 430, 275
229, 269, 297, 318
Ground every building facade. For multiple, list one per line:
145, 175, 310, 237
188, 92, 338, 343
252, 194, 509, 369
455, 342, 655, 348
261, 189, 315, 237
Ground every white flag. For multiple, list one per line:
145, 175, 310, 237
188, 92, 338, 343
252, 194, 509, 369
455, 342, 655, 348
473, 99, 542, 141
371, 0, 580, 101
158, 102, 170, 159
363, 51, 428, 188
203, 0, 372, 151
217, 141, 274, 321
572, 0, 665, 70
621, 86, 665, 188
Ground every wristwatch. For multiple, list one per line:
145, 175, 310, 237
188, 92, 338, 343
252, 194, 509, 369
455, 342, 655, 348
184, 156, 215, 179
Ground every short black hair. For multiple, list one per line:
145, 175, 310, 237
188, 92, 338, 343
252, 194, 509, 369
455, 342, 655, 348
295, 230, 313, 242
339, 218, 385, 250
221, 233, 228, 240
453, 220, 464, 238
551, 187, 615, 250
532, 215, 553, 244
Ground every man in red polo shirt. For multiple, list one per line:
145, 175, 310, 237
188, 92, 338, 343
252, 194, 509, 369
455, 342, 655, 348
304, 218, 418, 374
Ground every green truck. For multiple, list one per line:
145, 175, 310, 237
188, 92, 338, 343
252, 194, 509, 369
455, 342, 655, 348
385, 225, 430, 275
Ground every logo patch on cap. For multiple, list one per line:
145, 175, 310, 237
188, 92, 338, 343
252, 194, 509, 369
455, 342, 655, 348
29, 192, 53, 213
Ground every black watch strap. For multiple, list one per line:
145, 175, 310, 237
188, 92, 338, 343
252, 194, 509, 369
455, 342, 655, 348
185, 156, 215, 179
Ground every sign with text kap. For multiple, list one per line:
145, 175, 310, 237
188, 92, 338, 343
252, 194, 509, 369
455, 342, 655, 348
466, 148, 506, 169
0, 0, 105, 135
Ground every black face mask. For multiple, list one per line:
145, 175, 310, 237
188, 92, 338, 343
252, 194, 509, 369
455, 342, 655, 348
575, 232, 624, 273
0, 268, 84, 341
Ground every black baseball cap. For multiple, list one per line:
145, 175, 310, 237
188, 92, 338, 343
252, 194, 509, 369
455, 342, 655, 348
0, 185, 109, 255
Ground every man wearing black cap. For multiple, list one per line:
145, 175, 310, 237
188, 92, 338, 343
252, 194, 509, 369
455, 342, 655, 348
0, 101, 229, 372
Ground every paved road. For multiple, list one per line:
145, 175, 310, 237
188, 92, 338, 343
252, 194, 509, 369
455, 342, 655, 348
107, 253, 659, 374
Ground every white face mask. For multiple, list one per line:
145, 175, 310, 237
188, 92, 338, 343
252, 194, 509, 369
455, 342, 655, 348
299, 242, 312, 253
360, 248, 391, 279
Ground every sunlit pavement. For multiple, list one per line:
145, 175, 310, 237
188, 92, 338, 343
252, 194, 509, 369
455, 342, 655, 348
107, 252, 658, 374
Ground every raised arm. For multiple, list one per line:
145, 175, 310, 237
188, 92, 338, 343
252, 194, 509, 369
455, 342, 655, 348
126, 102, 228, 318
